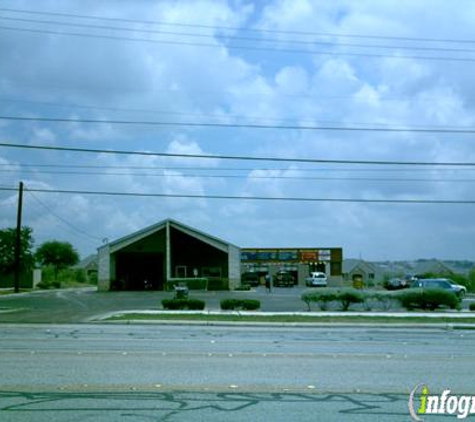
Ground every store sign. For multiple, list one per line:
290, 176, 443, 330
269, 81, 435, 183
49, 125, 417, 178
318, 250, 332, 261
241, 248, 337, 263
278, 250, 299, 261
300, 251, 318, 262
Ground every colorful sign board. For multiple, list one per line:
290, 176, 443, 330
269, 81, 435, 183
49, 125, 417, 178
241, 248, 338, 263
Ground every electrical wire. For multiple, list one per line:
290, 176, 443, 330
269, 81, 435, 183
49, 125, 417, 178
0, 97, 469, 129
0, 86, 458, 103
26, 190, 102, 242
0, 186, 470, 204
1, 115, 475, 133
2, 15, 475, 55
1, 25, 474, 63
1, 168, 474, 183
3, 162, 475, 173
2, 6, 475, 45
1, 141, 475, 166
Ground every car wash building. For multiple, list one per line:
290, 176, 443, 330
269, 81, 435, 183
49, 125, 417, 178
240, 248, 343, 286
97, 219, 240, 291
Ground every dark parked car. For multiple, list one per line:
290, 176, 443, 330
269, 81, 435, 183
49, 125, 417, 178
410, 278, 467, 298
241, 272, 260, 287
273, 271, 295, 287
384, 278, 409, 290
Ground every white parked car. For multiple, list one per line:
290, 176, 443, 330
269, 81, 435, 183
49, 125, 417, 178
305, 272, 328, 287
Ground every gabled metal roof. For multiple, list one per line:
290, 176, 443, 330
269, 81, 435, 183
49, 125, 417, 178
98, 218, 239, 253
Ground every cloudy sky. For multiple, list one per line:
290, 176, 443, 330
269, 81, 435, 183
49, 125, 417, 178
1, 0, 475, 261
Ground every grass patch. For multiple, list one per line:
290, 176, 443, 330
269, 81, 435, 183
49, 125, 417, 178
0, 289, 31, 295
105, 313, 475, 325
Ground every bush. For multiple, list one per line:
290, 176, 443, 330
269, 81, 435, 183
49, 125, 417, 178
39, 266, 92, 287
423, 289, 461, 310
165, 278, 208, 291
234, 285, 251, 291
449, 274, 475, 294
469, 303, 475, 311
186, 298, 206, 310
161, 298, 205, 310
241, 299, 260, 310
207, 278, 229, 291
37, 279, 61, 289
301, 289, 338, 311
337, 288, 365, 311
371, 292, 396, 310
220, 299, 240, 310
302, 288, 398, 312
220, 298, 260, 311
396, 288, 460, 311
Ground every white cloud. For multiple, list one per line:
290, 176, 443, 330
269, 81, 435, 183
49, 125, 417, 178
0, 0, 474, 260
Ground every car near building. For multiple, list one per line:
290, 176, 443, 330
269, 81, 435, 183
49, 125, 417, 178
305, 271, 328, 287
384, 277, 409, 290
241, 272, 260, 287
410, 278, 467, 298
272, 270, 295, 287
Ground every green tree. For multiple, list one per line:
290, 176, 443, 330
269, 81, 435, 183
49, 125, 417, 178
0, 226, 35, 275
467, 269, 475, 293
35, 241, 80, 282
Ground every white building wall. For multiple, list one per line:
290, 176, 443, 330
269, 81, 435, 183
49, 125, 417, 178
228, 245, 241, 290
98, 245, 111, 291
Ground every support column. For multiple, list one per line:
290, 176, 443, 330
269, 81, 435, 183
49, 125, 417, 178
14, 181, 24, 293
166, 221, 171, 284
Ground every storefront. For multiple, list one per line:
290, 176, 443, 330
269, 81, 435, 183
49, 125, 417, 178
240, 248, 343, 286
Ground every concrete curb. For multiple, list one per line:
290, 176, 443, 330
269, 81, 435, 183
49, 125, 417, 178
87, 310, 475, 329
90, 309, 475, 320
97, 319, 475, 329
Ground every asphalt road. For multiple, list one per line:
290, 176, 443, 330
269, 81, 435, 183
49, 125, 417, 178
1, 324, 474, 421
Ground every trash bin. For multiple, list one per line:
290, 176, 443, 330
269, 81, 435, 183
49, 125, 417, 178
352, 275, 364, 290
174, 284, 189, 299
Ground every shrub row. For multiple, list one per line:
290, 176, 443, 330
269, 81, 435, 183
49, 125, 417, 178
164, 278, 230, 291
37, 280, 61, 289
470, 303, 475, 312
207, 278, 229, 291
302, 288, 365, 311
220, 299, 260, 311
166, 278, 209, 291
396, 288, 460, 311
301, 288, 462, 311
234, 285, 251, 291
161, 298, 206, 310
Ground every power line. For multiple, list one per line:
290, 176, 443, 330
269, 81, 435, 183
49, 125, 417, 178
3, 162, 475, 173
0, 97, 424, 128
26, 190, 102, 242
0, 86, 458, 103
2, 15, 475, 55
2, 25, 475, 63
1, 141, 474, 167
0, 96, 468, 129
1, 115, 475, 134
0, 97, 469, 129
2, 168, 475, 183
0, 186, 470, 204
2, 6, 475, 45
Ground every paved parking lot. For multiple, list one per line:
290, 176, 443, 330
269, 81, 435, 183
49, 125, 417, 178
0, 286, 473, 324
0, 286, 310, 323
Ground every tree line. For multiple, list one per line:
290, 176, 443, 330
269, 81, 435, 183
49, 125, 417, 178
0, 226, 80, 282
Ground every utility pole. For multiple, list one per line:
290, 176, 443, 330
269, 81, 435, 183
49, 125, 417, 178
13, 181, 24, 293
